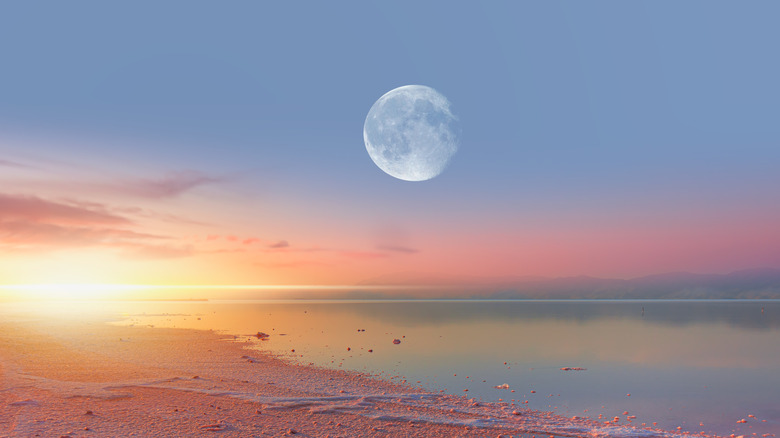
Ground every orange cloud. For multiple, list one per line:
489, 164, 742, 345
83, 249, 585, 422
0, 193, 185, 260
0, 193, 129, 226
376, 244, 419, 254
268, 240, 289, 249
339, 251, 388, 260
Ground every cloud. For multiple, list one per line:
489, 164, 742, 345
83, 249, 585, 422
0, 220, 165, 248
113, 170, 220, 199
376, 244, 419, 254
8, 170, 222, 201
339, 251, 388, 260
0, 159, 33, 169
0, 193, 179, 258
112, 206, 211, 226
198, 235, 291, 250
0, 193, 130, 226
254, 259, 330, 269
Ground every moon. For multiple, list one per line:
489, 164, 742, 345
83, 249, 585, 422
364, 85, 461, 181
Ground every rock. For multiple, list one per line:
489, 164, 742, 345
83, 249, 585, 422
392, 339, 401, 344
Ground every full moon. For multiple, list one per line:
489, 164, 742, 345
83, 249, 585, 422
364, 85, 461, 181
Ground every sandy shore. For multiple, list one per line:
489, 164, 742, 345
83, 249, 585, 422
0, 312, 716, 437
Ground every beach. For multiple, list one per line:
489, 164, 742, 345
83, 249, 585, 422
0, 306, 717, 438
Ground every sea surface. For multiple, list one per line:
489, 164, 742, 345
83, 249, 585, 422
7, 299, 779, 436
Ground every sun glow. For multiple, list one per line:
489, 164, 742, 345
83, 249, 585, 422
0, 284, 152, 301
0, 284, 431, 302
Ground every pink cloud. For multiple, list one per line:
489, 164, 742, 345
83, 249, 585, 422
0, 193, 192, 261
0, 159, 33, 169
0, 221, 164, 248
11, 170, 221, 201
339, 251, 388, 260
376, 244, 419, 254
268, 240, 289, 249
111, 170, 220, 199
0, 193, 130, 226
254, 259, 331, 268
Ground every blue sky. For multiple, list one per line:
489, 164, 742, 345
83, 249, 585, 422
1, 1, 779, 284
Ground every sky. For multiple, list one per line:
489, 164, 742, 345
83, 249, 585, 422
1, 1, 779, 287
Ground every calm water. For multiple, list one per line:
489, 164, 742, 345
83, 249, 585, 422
9, 299, 780, 436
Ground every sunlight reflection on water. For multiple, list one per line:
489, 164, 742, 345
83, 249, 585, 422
4, 299, 778, 436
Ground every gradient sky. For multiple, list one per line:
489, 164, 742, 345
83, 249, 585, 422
1, 1, 779, 286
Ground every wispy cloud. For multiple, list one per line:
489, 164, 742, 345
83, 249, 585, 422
0, 220, 165, 248
376, 244, 419, 254
268, 240, 289, 249
339, 251, 388, 260
0, 193, 177, 258
3, 169, 222, 201
201, 235, 292, 250
106, 170, 221, 199
254, 259, 331, 269
0, 193, 130, 226
0, 159, 34, 169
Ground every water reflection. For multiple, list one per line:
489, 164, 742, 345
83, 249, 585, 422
327, 300, 780, 331
4, 299, 777, 436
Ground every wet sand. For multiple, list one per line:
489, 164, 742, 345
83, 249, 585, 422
0, 313, 716, 437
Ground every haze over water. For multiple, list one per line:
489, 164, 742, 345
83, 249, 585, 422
22, 298, 771, 437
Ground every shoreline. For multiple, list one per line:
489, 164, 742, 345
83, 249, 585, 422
1, 312, 717, 437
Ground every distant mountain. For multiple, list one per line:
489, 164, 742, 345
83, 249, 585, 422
358, 268, 780, 300
487, 268, 780, 299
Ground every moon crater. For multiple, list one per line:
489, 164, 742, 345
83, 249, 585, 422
364, 85, 460, 181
